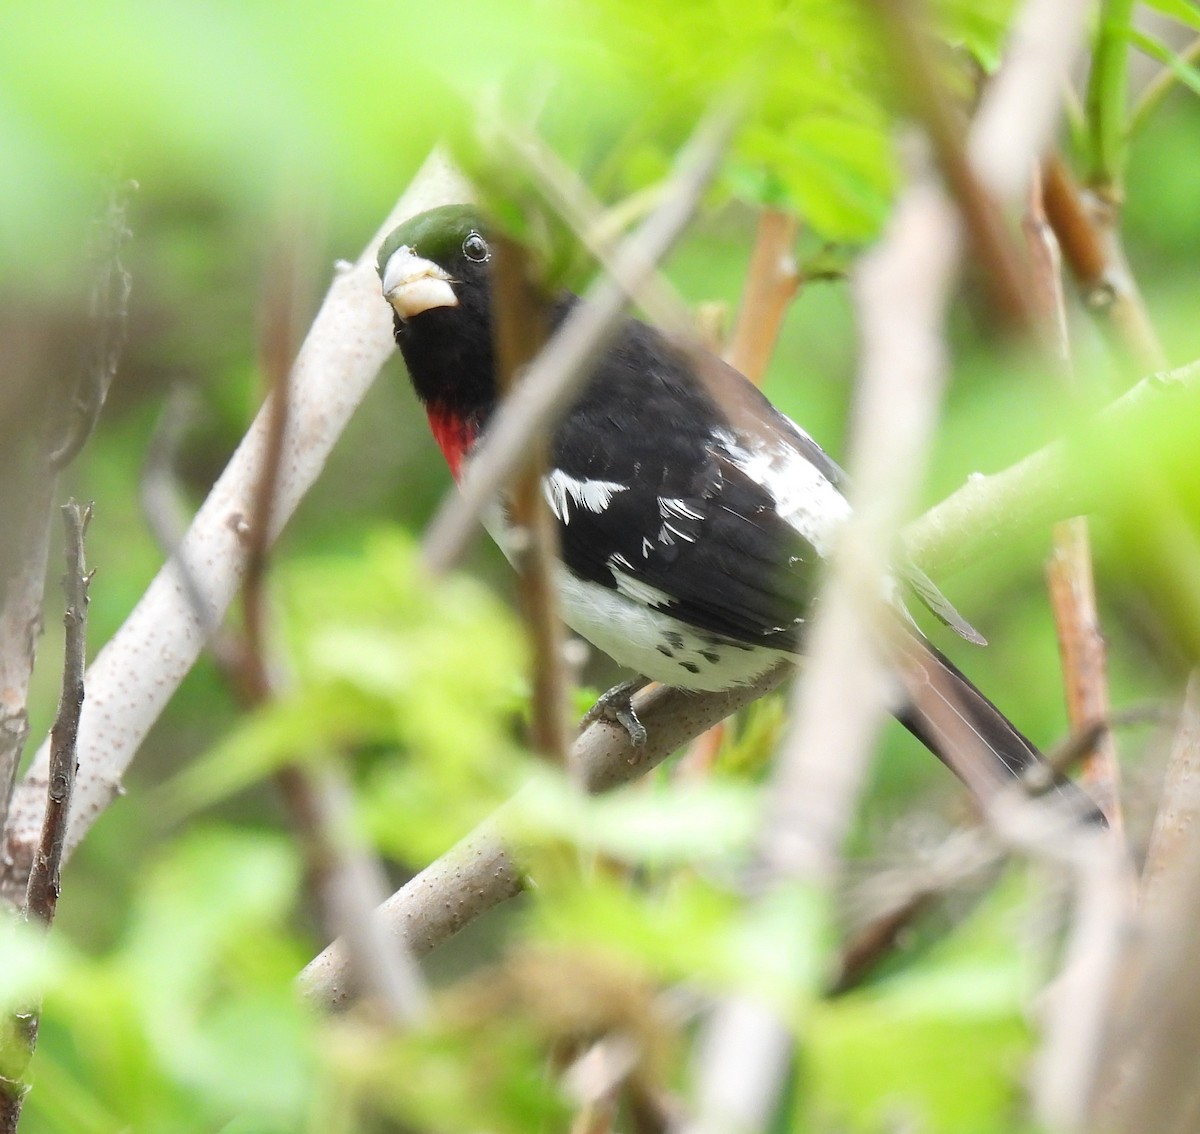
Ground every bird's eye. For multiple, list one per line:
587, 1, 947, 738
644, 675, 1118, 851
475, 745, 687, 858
462, 232, 490, 263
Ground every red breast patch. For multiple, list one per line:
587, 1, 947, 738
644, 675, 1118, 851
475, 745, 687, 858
426, 406, 476, 481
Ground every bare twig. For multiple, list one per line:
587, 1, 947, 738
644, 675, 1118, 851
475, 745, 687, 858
1025, 171, 1123, 828
24, 503, 91, 926
420, 96, 744, 577
723, 208, 801, 385
863, 0, 1032, 330
228, 226, 428, 1025
0, 152, 473, 902
496, 121, 693, 334
491, 235, 571, 766
1041, 153, 1167, 371
1, 187, 131, 846
832, 825, 1002, 995
1, 501, 92, 1132
1091, 678, 1200, 1131
682, 172, 962, 1134
1140, 674, 1200, 918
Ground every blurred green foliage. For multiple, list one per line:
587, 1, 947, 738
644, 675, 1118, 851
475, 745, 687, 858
3, 0, 1200, 1130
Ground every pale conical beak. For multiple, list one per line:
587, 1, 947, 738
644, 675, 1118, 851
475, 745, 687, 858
381, 246, 459, 319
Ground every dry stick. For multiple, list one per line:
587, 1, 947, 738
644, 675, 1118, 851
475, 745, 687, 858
863, 0, 1034, 331
681, 174, 963, 1134
0, 497, 52, 845
831, 825, 1002, 995
0, 502, 92, 1134
0, 152, 474, 904
420, 97, 743, 578
1025, 173, 1124, 829
1096, 679, 1200, 1133
233, 230, 428, 1025
1042, 153, 1166, 371
491, 235, 570, 766
677, 207, 802, 780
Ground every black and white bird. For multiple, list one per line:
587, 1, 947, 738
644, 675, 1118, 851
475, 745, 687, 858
378, 203, 1097, 813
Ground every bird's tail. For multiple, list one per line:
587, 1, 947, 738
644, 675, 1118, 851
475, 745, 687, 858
895, 637, 1105, 825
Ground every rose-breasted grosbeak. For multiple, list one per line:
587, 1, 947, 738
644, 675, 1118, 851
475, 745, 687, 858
378, 203, 1096, 814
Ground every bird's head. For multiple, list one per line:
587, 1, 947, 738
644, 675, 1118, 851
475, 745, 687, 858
377, 204, 499, 413
377, 204, 493, 324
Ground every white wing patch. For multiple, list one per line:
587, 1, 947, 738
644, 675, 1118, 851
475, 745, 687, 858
712, 425, 851, 554
544, 470, 628, 524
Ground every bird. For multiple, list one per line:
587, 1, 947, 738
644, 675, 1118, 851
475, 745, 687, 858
377, 203, 1100, 819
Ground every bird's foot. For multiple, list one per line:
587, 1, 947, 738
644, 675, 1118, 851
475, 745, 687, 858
581, 677, 652, 747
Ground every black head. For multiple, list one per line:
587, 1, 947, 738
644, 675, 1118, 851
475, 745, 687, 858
378, 204, 497, 413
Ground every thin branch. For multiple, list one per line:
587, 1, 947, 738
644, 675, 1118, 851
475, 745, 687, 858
722, 208, 802, 385
1025, 171, 1123, 828
1041, 153, 1167, 371
831, 825, 1002, 995
682, 171, 962, 1134
863, 0, 1033, 330
229, 225, 429, 1025
1092, 678, 1200, 1131
903, 358, 1200, 579
491, 235, 571, 766
1140, 674, 1200, 919
1, 186, 131, 845
1, 501, 92, 1133
420, 95, 744, 577
1130, 34, 1200, 134
24, 503, 91, 926
0, 152, 474, 903
497, 121, 693, 334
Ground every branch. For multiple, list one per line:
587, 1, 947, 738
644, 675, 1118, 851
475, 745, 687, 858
903, 358, 1200, 579
0, 152, 474, 903
1024, 172, 1123, 827
491, 235, 571, 765
24, 502, 91, 925
681, 170, 962, 1134
298, 667, 788, 1009
1, 501, 91, 1133
723, 208, 801, 385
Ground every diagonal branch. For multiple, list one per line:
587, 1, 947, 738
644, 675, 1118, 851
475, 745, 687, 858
0, 152, 474, 903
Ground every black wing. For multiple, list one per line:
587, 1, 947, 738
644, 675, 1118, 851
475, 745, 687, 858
548, 317, 824, 648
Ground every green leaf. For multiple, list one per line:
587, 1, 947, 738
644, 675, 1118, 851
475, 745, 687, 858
508, 766, 759, 867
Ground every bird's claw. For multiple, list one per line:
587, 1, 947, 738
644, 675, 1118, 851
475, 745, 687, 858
581, 678, 651, 747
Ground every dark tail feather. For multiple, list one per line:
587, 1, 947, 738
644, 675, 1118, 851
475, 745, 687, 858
895, 638, 1106, 826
